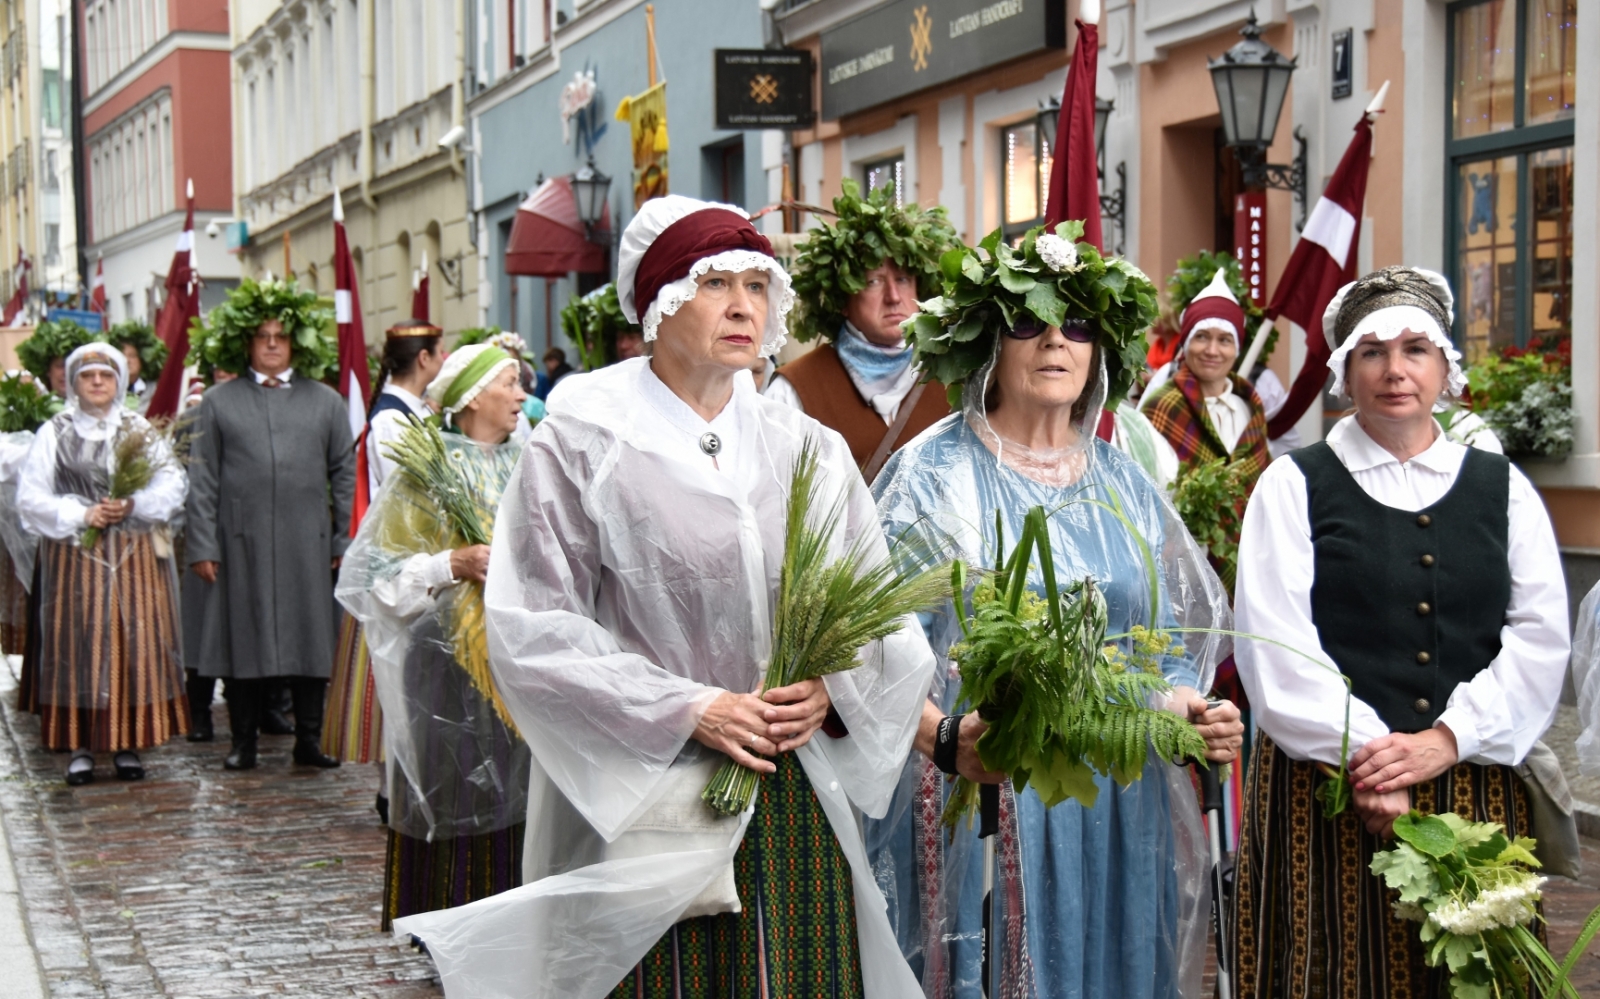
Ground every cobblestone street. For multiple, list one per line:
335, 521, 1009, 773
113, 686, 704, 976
0, 661, 437, 997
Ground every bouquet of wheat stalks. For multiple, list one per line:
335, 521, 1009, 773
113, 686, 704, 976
700, 439, 951, 817
381, 415, 517, 733
80, 425, 166, 549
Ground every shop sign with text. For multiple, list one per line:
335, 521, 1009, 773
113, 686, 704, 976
715, 49, 816, 129
820, 0, 1066, 120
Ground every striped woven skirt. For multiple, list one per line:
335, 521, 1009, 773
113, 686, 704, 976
609, 752, 864, 999
1230, 735, 1538, 999
381, 822, 525, 932
322, 612, 384, 763
35, 532, 188, 752
0, 546, 28, 656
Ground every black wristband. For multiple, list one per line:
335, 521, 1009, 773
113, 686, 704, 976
933, 713, 964, 777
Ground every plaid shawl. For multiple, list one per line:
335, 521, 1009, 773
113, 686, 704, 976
1142, 364, 1272, 483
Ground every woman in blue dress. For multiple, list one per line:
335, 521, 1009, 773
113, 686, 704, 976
869, 223, 1244, 998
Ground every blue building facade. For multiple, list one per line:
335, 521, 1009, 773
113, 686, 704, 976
466, 0, 773, 355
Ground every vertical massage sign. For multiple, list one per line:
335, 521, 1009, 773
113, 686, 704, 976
821, 0, 1059, 120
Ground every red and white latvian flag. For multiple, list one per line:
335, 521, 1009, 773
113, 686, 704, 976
1264, 83, 1387, 439
333, 188, 374, 533
89, 257, 107, 314
411, 250, 430, 322
2, 250, 30, 326
146, 180, 201, 417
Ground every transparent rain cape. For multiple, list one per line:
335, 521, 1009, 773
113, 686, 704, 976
17, 408, 186, 711
336, 432, 530, 841
0, 430, 39, 603
1573, 582, 1600, 777
865, 341, 1230, 998
392, 358, 937, 999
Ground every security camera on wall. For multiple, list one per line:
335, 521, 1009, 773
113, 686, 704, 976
439, 125, 467, 151
206, 220, 223, 239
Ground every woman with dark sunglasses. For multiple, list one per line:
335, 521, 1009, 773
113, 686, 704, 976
867, 224, 1243, 998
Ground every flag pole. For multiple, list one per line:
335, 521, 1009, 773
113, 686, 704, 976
645, 4, 658, 88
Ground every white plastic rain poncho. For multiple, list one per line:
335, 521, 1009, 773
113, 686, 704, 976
392, 356, 937, 999
867, 339, 1232, 999
0, 428, 39, 649
335, 429, 530, 843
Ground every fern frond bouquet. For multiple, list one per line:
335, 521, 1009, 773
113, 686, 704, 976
941, 505, 1208, 828
701, 439, 951, 817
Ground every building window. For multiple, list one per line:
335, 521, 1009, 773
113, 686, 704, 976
1000, 121, 1050, 240
863, 155, 904, 207
1447, 0, 1576, 360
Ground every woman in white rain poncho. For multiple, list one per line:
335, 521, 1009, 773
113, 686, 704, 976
874, 223, 1242, 998
336, 344, 531, 931
16, 342, 187, 785
393, 196, 937, 999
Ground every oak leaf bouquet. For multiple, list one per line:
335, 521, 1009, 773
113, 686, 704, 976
381, 415, 518, 732
941, 505, 1209, 827
1370, 811, 1600, 999
701, 439, 951, 816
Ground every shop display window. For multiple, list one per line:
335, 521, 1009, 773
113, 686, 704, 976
1447, 0, 1575, 359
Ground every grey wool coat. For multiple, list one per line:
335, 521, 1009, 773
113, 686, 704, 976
184, 376, 356, 680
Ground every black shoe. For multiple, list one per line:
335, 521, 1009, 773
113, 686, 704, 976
224, 739, 258, 771
65, 752, 94, 786
260, 709, 295, 736
113, 751, 144, 781
292, 740, 340, 768
187, 727, 215, 743
375, 793, 389, 826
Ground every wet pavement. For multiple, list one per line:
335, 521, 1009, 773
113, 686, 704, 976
0, 660, 436, 998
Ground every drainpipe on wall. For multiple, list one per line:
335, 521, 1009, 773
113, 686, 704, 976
450, 0, 465, 177
359, 0, 378, 211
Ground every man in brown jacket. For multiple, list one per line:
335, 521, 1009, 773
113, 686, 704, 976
764, 180, 957, 480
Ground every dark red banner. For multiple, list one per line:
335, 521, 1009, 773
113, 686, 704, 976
1233, 192, 1267, 308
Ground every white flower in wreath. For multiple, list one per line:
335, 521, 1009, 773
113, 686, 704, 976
1036, 234, 1083, 274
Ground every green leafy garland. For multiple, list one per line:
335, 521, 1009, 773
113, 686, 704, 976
1165, 250, 1276, 368
188, 278, 338, 379
106, 320, 168, 381
559, 283, 638, 371
788, 179, 958, 344
1170, 456, 1253, 594
453, 326, 502, 347
16, 319, 96, 381
0, 372, 61, 431
905, 221, 1159, 410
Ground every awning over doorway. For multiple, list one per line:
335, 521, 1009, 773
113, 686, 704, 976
504, 175, 611, 277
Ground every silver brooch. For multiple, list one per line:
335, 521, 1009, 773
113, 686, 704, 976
699, 432, 722, 456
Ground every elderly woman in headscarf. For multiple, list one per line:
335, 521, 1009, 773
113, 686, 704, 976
1230, 267, 1569, 998
337, 343, 532, 931
388, 196, 937, 999
871, 223, 1242, 998
16, 343, 188, 785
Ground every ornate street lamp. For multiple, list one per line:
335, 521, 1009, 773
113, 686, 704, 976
1035, 94, 1127, 254
1208, 10, 1308, 226
571, 157, 612, 242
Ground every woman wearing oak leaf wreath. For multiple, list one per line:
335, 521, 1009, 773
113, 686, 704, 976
389, 196, 938, 999
871, 221, 1243, 998
1229, 266, 1569, 999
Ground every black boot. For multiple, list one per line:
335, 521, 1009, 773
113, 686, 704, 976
185, 670, 216, 742
223, 678, 261, 771
290, 677, 339, 768
261, 678, 295, 735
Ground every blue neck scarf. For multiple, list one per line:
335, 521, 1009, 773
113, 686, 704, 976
834, 322, 914, 400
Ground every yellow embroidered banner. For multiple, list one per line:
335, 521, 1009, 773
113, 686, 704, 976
615, 82, 670, 209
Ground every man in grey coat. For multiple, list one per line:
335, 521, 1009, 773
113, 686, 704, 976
186, 315, 355, 771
